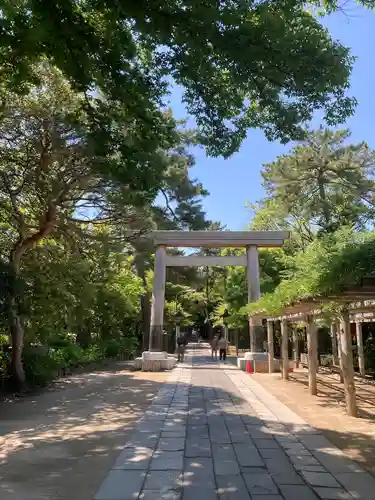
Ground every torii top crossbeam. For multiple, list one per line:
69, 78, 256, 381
149, 230, 290, 248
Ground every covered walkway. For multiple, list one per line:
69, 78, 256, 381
94, 345, 375, 500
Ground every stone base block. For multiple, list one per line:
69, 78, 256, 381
244, 351, 268, 361
141, 358, 177, 372
142, 351, 168, 361
238, 354, 280, 373
133, 357, 143, 370
133, 351, 177, 371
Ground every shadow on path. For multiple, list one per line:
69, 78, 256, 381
94, 349, 375, 500
2, 351, 375, 500
0, 362, 167, 500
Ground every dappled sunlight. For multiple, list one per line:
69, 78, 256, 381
0, 370, 170, 500
4, 351, 375, 500
0, 408, 135, 463
252, 370, 375, 475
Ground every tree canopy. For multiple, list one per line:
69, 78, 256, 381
262, 128, 375, 235
0, 0, 356, 166
0, 66, 214, 388
1, 1, 375, 389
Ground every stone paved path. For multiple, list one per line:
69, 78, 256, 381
94, 346, 375, 500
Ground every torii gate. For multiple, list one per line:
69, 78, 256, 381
148, 230, 289, 352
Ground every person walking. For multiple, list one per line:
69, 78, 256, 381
177, 333, 187, 362
218, 335, 228, 362
211, 335, 218, 360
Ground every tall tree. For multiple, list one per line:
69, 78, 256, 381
0, 0, 356, 166
261, 128, 375, 237
0, 67, 159, 386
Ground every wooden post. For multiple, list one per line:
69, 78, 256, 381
340, 308, 357, 417
336, 321, 344, 383
330, 322, 339, 366
281, 318, 289, 380
307, 315, 318, 396
292, 327, 300, 369
175, 323, 180, 352
267, 320, 275, 373
356, 321, 365, 376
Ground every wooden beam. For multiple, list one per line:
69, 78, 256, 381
165, 255, 246, 267
340, 308, 357, 417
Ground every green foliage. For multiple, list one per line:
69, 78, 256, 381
207, 247, 290, 327
0, 68, 200, 387
310, 0, 375, 15
241, 128, 375, 321
262, 128, 375, 236
245, 229, 375, 317
0, 0, 357, 162
21, 335, 139, 387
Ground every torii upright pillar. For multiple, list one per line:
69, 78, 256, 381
149, 245, 166, 351
246, 245, 263, 352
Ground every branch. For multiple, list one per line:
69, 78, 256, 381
160, 188, 177, 221
68, 217, 114, 225
11, 201, 58, 270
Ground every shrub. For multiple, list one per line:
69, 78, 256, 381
120, 336, 138, 359
48, 332, 76, 348
23, 345, 66, 386
0, 338, 10, 387
61, 343, 84, 367
102, 339, 120, 358
18, 335, 139, 388
81, 344, 104, 364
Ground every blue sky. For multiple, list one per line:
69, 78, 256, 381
167, 6, 375, 230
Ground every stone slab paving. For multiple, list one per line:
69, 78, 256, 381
93, 346, 375, 500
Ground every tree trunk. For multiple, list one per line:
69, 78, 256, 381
76, 327, 91, 348
9, 249, 26, 391
8, 204, 57, 390
318, 175, 331, 231
9, 302, 26, 390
